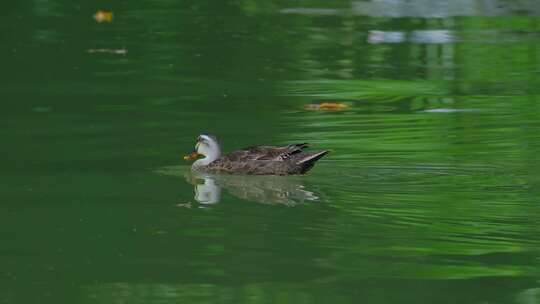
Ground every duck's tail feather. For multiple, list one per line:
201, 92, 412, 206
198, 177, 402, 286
296, 150, 330, 174
294, 143, 309, 150
288, 143, 309, 153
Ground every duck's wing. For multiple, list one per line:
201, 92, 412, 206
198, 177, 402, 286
222, 143, 309, 162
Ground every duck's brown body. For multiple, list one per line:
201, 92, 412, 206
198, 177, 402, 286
194, 143, 329, 175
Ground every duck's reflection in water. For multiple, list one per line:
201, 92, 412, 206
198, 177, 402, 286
191, 174, 220, 204
186, 172, 320, 206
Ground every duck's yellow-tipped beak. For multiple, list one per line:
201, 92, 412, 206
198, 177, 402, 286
183, 151, 201, 161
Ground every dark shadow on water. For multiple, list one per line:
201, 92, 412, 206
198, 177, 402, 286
156, 165, 321, 206
187, 171, 320, 206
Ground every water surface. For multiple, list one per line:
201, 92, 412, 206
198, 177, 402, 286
1, 1, 540, 303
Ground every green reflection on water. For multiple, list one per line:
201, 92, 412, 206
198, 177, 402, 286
1, 0, 540, 304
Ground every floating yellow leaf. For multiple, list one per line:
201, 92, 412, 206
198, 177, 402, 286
305, 102, 351, 111
93, 10, 113, 23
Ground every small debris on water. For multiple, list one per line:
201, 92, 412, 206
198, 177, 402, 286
176, 202, 192, 208
86, 48, 127, 55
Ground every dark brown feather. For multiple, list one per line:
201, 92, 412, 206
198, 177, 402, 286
197, 143, 328, 175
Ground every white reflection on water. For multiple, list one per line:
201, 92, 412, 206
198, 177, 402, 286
420, 108, 481, 113
516, 287, 540, 304
367, 30, 454, 44
367, 31, 406, 44
280, 0, 540, 17
191, 174, 220, 204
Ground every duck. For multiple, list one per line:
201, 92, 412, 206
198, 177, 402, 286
183, 134, 329, 175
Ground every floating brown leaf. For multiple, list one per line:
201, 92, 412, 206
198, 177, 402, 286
305, 102, 351, 111
93, 10, 113, 23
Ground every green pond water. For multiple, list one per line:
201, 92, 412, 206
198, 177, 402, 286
2, 1, 540, 303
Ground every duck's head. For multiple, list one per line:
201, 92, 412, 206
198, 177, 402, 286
184, 134, 221, 166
